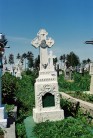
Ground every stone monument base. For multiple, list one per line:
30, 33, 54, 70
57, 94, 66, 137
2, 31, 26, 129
33, 107, 64, 123
0, 119, 7, 128
0, 107, 7, 128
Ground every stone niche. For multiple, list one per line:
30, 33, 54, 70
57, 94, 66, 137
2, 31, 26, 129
33, 72, 64, 123
42, 93, 55, 107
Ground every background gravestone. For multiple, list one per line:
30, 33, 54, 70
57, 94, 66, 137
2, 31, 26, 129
89, 62, 93, 94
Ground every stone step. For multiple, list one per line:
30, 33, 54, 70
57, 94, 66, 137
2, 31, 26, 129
4, 122, 16, 138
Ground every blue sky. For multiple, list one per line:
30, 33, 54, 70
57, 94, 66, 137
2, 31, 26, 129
0, 0, 93, 62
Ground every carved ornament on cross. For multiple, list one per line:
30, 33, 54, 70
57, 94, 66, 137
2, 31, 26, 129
31, 29, 55, 70
31, 29, 54, 48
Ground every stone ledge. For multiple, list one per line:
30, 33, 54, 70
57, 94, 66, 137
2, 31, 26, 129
60, 92, 93, 116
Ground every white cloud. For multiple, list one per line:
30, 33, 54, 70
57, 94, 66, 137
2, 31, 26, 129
7, 36, 31, 44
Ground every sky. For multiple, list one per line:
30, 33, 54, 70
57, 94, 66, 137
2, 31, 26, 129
0, 0, 93, 63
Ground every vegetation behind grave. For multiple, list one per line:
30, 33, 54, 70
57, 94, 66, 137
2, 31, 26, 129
58, 72, 91, 92
2, 71, 36, 138
58, 72, 93, 103
15, 71, 36, 138
2, 72, 19, 104
66, 91, 93, 103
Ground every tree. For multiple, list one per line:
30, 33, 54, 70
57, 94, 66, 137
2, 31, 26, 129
20, 57, 24, 65
0, 34, 8, 47
53, 57, 58, 69
8, 53, 14, 65
34, 55, 40, 70
16, 53, 21, 60
82, 60, 87, 64
66, 52, 80, 67
3, 56, 7, 65
22, 53, 27, 70
2, 72, 19, 104
87, 58, 91, 63
27, 51, 34, 68
60, 54, 66, 68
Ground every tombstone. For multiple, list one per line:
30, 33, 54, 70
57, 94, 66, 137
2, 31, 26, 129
59, 70, 62, 75
0, 34, 7, 128
15, 66, 22, 79
13, 60, 22, 79
48, 50, 56, 71
31, 29, 64, 123
79, 67, 82, 74
10, 66, 14, 75
64, 68, 72, 80
89, 62, 93, 94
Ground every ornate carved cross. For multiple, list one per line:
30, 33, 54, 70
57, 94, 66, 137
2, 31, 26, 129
31, 29, 54, 70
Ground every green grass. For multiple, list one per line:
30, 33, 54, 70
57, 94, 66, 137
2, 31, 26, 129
33, 117, 93, 138
58, 72, 91, 92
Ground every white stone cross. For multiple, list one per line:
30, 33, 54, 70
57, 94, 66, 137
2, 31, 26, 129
48, 51, 56, 70
31, 29, 54, 70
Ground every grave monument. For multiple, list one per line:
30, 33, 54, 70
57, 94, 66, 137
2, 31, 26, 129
0, 33, 7, 128
64, 62, 72, 80
13, 59, 22, 79
89, 62, 93, 94
31, 29, 64, 123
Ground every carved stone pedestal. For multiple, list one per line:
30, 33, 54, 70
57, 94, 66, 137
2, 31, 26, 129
33, 70, 64, 123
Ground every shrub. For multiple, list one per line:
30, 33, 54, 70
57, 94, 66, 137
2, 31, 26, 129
33, 117, 93, 138
0, 127, 4, 135
2, 72, 19, 104
5, 104, 15, 112
16, 123, 26, 138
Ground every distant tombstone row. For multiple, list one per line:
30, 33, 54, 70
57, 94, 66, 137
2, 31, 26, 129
3, 59, 22, 79
13, 60, 23, 79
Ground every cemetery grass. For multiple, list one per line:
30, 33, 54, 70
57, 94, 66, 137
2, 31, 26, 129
33, 98, 93, 138
2, 71, 36, 138
33, 117, 93, 138
15, 71, 36, 138
2, 71, 93, 138
58, 72, 93, 103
